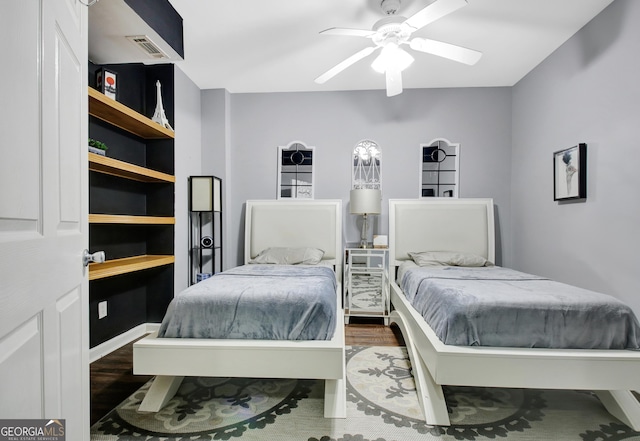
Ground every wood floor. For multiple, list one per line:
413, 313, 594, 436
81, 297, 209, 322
90, 319, 404, 425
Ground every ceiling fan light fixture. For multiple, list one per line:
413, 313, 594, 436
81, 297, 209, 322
409, 38, 427, 52
371, 43, 414, 73
380, 0, 402, 15
316, 0, 478, 96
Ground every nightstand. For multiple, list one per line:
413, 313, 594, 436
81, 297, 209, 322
344, 246, 390, 325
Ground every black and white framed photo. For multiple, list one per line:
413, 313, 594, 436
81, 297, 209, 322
553, 143, 587, 201
419, 138, 459, 198
277, 141, 314, 199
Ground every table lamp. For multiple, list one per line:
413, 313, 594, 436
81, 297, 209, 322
350, 188, 382, 248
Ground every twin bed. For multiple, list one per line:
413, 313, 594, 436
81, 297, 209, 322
133, 199, 346, 418
134, 197, 640, 430
388, 198, 640, 430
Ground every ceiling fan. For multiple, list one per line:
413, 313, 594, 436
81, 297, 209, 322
314, 0, 482, 97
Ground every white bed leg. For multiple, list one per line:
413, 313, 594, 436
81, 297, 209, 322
324, 378, 347, 418
138, 376, 185, 412
595, 390, 640, 430
389, 310, 451, 426
411, 349, 450, 426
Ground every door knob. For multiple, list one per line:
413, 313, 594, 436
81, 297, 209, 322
83, 249, 106, 267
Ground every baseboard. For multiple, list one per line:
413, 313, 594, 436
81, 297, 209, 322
90, 323, 161, 363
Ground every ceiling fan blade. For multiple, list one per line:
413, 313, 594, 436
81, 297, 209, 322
320, 27, 376, 38
315, 46, 378, 84
403, 0, 468, 33
385, 69, 403, 97
409, 37, 482, 65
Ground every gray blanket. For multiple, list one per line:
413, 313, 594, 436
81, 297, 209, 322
400, 264, 640, 349
159, 264, 337, 340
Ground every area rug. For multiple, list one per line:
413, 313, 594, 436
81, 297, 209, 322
90, 346, 640, 440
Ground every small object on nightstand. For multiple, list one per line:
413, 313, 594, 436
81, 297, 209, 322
373, 235, 388, 249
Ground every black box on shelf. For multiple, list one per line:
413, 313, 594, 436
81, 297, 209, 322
96, 68, 118, 101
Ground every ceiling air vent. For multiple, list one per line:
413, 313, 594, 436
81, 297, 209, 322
126, 35, 168, 59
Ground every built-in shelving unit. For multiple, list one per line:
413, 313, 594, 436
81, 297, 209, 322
88, 63, 175, 348
88, 86, 175, 281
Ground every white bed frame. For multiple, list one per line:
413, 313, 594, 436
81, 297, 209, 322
388, 198, 640, 429
133, 199, 346, 418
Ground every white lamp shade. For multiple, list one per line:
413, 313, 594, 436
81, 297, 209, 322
371, 44, 415, 73
191, 176, 219, 212
350, 189, 382, 214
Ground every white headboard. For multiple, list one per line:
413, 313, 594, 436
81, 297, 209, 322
389, 198, 495, 266
244, 199, 342, 266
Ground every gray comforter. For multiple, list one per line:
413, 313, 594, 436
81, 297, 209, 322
400, 264, 640, 349
159, 264, 337, 340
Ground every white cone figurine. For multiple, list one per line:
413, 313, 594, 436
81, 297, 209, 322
152, 80, 173, 131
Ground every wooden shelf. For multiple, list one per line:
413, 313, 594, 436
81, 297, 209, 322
88, 87, 175, 139
89, 214, 175, 225
89, 255, 175, 281
89, 152, 175, 183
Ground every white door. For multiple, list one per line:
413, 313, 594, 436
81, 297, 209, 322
0, 0, 88, 439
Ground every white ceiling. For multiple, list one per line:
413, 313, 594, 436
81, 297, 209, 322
139, 0, 614, 94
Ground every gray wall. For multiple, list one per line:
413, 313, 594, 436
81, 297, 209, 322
221, 87, 512, 268
174, 83, 230, 294
174, 67, 203, 294
201, 89, 232, 271
511, 0, 640, 313
201, 89, 229, 180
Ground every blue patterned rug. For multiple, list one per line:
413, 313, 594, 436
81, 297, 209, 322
90, 346, 640, 440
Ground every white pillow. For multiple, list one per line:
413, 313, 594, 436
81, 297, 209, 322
408, 251, 492, 267
250, 247, 325, 265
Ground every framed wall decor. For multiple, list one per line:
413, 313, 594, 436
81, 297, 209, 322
553, 143, 587, 201
352, 139, 381, 190
277, 141, 314, 199
419, 138, 459, 198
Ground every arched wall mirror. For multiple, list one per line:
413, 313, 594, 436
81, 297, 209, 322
352, 139, 381, 190
350, 140, 382, 248
419, 138, 459, 198
277, 141, 314, 199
